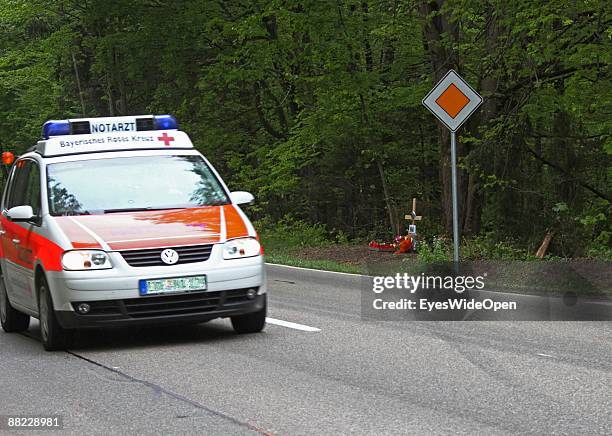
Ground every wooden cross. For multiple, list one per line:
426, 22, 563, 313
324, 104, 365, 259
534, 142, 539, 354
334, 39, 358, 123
404, 198, 422, 223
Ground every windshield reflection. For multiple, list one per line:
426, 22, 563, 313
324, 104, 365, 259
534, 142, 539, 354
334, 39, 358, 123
46, 155, 229, 216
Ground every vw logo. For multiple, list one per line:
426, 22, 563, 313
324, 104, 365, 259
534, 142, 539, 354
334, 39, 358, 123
160, 249, 179, 265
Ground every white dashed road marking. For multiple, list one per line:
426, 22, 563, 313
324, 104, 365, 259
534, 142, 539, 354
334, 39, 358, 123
536, 353, 555, 358
266, 318, 321, 332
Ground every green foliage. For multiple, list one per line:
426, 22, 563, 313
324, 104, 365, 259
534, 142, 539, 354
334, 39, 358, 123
578, 201, 612, 260
256, 216, 331, 251
418, 234, 537, 262
585, 231, 612, 260
334, 229, 350, 245
462, 234, 535, 261
0, 0, 609, 259
417, 238, 452, 263
256, 215, 362, 273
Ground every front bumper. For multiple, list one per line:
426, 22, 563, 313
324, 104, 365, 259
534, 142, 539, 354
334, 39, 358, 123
56, 292, 266, 328
45, 245, 266, 328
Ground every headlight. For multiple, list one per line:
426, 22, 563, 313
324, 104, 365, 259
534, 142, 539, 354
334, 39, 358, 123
62, 250, 113, 270
223, 238, 261, 260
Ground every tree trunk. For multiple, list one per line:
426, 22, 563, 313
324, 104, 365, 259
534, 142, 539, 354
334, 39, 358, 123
463, 172, 479, 234
419, 0, 460, 234
462, 6, 501, 235
71, 51, 86, 117
377, 159, 399, 236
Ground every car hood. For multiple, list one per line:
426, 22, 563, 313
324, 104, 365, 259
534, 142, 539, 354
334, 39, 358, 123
54, 205, 250, 251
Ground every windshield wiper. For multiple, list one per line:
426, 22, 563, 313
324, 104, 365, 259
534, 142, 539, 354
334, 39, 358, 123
59, 210, 91, 216
103, 206, 191, 214
103, 204, 225, 214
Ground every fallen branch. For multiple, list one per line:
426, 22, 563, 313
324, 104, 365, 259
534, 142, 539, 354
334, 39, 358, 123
535, 230, 554, 259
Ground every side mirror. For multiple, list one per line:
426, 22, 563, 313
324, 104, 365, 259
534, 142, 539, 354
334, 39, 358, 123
6, 205, 35, 223
229, 191, 254, 205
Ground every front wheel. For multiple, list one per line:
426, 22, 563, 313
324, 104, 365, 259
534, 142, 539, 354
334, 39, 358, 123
231, 296, 266, 334
39, 279, 72, 351
0, 278, 30, 333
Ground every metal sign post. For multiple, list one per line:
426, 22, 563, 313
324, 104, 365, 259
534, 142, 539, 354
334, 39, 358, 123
450, 131, 459, 262
422, 70, 483, 262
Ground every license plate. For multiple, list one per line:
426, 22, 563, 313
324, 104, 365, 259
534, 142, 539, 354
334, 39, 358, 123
139, 275, 207, 296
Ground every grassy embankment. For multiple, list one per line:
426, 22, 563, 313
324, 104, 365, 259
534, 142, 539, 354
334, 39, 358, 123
256, 220, 611, 296
257, 219, 363, 274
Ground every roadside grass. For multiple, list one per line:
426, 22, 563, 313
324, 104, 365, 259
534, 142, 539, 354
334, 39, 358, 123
264, 250, 363, 274
257, 218, 611, 297
265, 247, 611, 296
256, 217, 363, 274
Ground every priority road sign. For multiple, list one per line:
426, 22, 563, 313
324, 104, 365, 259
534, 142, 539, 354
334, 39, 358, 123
422, 70, 482, 132
422, 70, 483, 262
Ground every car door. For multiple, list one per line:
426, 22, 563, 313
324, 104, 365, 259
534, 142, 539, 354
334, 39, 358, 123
1, 159, 41, 310
0, 164, 18, 299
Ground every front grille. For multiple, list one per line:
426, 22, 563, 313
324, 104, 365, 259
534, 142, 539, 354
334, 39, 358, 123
72, 288, 257, 318
122, 291, 221, 318
120, 244, 213, 267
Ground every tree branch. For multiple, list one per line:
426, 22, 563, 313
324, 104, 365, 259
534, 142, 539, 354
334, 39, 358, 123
525, 145, 611, 202
252, 82, 285, 139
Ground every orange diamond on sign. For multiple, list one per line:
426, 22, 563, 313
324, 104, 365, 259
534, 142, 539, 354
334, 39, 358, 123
435, 83, 470, 118
423, 70, 483, 132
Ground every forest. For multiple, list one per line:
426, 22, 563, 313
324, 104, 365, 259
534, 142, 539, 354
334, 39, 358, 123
0, 0, 610, 259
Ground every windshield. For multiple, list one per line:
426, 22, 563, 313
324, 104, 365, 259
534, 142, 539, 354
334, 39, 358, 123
46, 155, 229, 216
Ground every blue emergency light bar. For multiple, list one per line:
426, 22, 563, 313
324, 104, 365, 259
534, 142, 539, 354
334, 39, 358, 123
42, 115, 178, 139
42, 121, 71, 138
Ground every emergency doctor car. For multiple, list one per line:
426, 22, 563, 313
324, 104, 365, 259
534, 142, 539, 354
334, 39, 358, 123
0, 115, 266, 350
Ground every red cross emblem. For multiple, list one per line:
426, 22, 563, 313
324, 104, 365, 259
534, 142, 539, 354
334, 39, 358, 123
157, 132, 175, 146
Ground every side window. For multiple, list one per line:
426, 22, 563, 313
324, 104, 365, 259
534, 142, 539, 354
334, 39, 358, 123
7, 160, 41, 216
26, 163, 41, 216
7, 161, 30, 209
1, 165, 17, 210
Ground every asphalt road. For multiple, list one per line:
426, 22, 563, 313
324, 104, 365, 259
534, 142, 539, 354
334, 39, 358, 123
1, 264, 611, 435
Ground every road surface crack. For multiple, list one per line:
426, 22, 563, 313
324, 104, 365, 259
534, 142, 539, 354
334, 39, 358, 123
66, 350, 274, 435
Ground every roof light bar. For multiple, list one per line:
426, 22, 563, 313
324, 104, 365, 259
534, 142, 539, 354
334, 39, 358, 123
154, 115, 178, 130
41, 115, 179, 139
42, 120, 71, 139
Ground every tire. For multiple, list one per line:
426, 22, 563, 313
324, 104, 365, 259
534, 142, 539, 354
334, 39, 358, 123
0, 277, 30, 333
231, 295, 267, 334
38, 278, 72, 351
